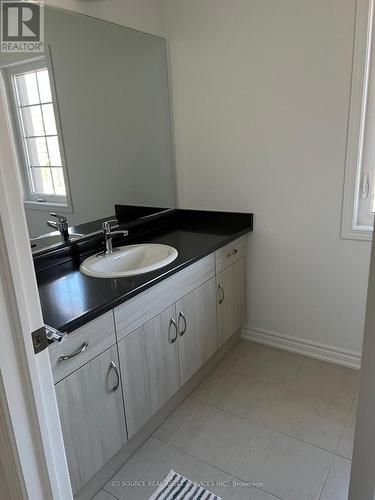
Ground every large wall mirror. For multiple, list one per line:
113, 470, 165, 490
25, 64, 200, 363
0, 7, 175, 253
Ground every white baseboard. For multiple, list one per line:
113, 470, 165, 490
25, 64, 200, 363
241, 327, 361, 370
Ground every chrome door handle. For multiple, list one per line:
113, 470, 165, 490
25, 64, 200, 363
168, 318, 178, 343
178, 311, 187, 336
218, 283, 225, 304
45, 324, 66, 343
109, 360, 120, 392
58, 341, 88, 361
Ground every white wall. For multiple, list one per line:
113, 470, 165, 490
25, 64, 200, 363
163, 0, 371, 354
45, 0, 165, 37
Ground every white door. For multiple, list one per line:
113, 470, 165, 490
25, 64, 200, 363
349, 230, 375, 500
0, 78, 72, 499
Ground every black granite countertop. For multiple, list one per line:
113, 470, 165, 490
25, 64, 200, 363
36, 210, 253, 333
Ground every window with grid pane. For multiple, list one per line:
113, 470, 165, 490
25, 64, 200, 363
12, 66, 66, 200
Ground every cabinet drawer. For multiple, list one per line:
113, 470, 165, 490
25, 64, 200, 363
215, 236, 246, 273
115, 254, 215, 341
49, 311, 116, 384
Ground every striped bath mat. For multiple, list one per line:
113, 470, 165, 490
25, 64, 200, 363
148, 469, 222, 500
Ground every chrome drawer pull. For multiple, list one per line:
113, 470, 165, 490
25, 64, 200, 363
58, 342, 88, 362
178, 311, 187, 336
109, 360, 120, 392
218, 283, 225, 304
168, 318, 178, 343
226, 248, 238, 258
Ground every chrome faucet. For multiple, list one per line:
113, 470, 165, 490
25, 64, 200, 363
102, 219, 128, 255
47, 213, 70, 243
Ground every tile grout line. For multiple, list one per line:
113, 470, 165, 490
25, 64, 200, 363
264, 354, 308, 420
100, 345, 256, 498
334, 390, 357, 458
335, 452, 353, 460
205, 398, 267, 427
158, 402, 271, 480
152, 379, 268, 480
316, 452, 336, 500
164, 346, 353, 497
189, 362, 237, 404
229, 470, 287, 500
275, 354, 306, 401
129, 441, 239, 497
204, 349, 308, 430
193, 370, 353, 457
102, 485, 122, 499
203, 400, 264, 426
261, 425, 338, 455
103, 437, 169, 498
200, 398, 341, 457
100, 489, 119, 500
183, 344, 242, 404
153, 397, 205, 444
227, 419, 293, 500
165, 440, 253, 479
179, 395, 346, 459
224, 476, 285, 500
106, 345, 354, 500
231, 429, 263, 477
102, 486, 121, 500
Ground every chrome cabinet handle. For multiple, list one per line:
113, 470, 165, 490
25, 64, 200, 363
168, 318, 178, 343
218, 283, 225, 304
226, 248, 238, 258
109, 360, 120, 392
58, 342, 88, 361
178, 311, 187, 336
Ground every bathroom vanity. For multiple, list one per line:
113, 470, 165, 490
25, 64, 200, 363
35, 209, 253, 496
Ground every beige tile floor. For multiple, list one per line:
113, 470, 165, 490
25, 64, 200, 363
93, 341, 358, 500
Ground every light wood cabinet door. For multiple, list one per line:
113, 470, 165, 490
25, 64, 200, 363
144, 305, 180, 414
176, 278, 218, 385
217, 257, 246, 346
118, 326, 152, 438
55, 346, 127, 494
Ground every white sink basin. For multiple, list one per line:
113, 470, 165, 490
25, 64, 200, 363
80, 243, 178, 278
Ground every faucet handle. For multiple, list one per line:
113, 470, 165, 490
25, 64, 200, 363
50, 212, 67, 224
102, 219, 119, 233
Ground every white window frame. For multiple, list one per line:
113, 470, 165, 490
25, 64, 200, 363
342, 0, 375, 240
1, 56, 72, 214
